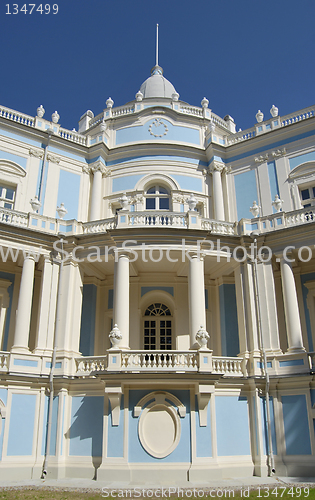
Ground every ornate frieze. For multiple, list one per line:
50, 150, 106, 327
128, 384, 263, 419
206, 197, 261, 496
46, 153, 60, 164
148, 118, 168, 137
29, 148, 44, 159
254, 154, 269, 164
272, 148, 286, 158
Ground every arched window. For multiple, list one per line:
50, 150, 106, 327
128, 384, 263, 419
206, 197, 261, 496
143, 303, 172, 350
145, 186, 170, 210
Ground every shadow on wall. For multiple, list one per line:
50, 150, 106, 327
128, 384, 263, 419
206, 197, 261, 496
66, 395, 104, 479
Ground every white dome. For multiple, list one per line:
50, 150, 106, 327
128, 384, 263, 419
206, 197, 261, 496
139, 66, 178, 99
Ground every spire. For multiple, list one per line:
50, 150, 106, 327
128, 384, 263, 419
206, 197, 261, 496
151, 23, 163, 76
156, 23, 159, 67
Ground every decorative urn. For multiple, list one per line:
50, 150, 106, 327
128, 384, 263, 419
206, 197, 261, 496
270, 105, 279, 117
56, 203, 67, 219
255, 110, 264, 123
196, 326, 210, 348
37, 105, 45, 118
51, 111, 60, 124
250, 201, 261, 218
109, 324, 122, 348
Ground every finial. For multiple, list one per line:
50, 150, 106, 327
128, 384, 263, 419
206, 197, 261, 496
156, 23, 159, 67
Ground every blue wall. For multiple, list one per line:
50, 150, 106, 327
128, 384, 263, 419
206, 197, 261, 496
69, 396, 103, 456
219, 284, 240, 356
107, 396, 124, 458
215, 396, 251, 456
282, 395, 311, 455
112, 173, 203, 193
56, 169, 81, 220
128, 390, 191, 463
260, 396, 277, 455
289, 151, 315, 170
267, 161, 279, 208
7, 393, 36, 455
195, 396, 212, 458
0, 149, 28, 170
234, 170, 258, 220
116, 119, 200, 146
41, 396, 59, 456
0, 388, 7, 460
79, 284, 97, 356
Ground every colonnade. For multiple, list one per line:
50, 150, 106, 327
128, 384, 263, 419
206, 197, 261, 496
8, 245, 307, 355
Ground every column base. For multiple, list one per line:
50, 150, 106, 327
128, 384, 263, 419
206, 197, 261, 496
286, 346, 306, 354
10, 346, 30, 354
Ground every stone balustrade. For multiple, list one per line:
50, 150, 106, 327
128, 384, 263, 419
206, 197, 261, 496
240, 206, 315, 235
0, 352, 9, 372
121, 350, 198, 371
0, 105, 34, 127
0, 207, 313, 237
0, 350, 313, 377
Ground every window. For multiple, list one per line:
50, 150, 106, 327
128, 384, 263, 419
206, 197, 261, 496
143, 303, 172, 350
300, 185, 315, 208
0, 185, 15, 210
145, 186, 170, 210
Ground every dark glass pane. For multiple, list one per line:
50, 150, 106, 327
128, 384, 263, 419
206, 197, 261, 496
159, 187, 168, 194
313, 187, 315, 198
166, 321, 171, 327
151, 321, 156, 327
144, 321, 149, 328
166, 329, 171, 335
159, 197, 169, 210
147, 187, 156, 194
144, 329, 149, 335
304, 203, 311, 208
4, 203, 12, 209
160, 321, 165, 327
301, 189, 310, 200
5, 189, 14, 200
160, 337, 165, 343
146, 198, 155, 209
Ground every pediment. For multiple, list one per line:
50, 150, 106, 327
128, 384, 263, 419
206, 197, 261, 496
289, 161, 315, 181
0, 159, 26, 177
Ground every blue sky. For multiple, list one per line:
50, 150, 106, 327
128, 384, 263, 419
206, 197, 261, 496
1, 0, 315, 132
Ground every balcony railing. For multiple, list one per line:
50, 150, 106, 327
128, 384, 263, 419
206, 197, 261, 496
121, 351, 198, 371
240, 206, 315, 235
0, 206, 314, 238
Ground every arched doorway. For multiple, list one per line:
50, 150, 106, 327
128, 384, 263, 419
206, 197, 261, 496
143, 303, 172, 350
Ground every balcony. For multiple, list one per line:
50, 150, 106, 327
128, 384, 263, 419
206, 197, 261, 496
0, 206, 314, 240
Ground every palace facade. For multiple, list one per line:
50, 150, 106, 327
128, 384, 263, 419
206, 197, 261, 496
0, 62, 314, 483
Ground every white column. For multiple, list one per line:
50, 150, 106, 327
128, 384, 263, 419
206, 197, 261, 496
113, 253, 130, 349
35, 257, 59, 354
188, 254, 206, 347
55, 260, 83, 355
90, 162, 108, 221
279, 257, 304, 352
210, 162, 225, 221
12, 255, 35, 352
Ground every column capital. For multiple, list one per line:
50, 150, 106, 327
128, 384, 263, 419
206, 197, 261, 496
209, 160, 231, 174
90, 160, 110, 177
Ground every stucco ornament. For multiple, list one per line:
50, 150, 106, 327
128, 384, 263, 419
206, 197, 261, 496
201, 97, 209, 109
109, 324, 122, 347
187, 193, 197, 211
100, 120, 106, 132
56, 203, 67, 219
171, 91, 179, 102
37, 105, 45, 118
135, 91, 143, 102
51, 111, 60, 124
255, 110, 264, 123
272, 194, 284, 212
249, 201, 261, 218
196, 326, 210, 348
29, 196, 41, 212
106, 97, 114, 109
148, 118, 168, 137
270, 105, 279, 117
119, 192, 129, 210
